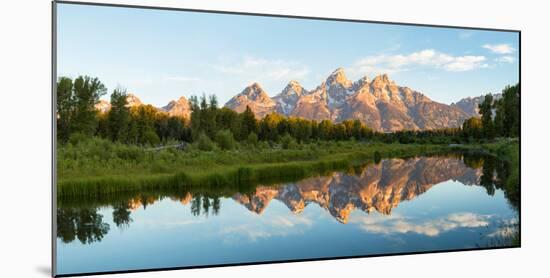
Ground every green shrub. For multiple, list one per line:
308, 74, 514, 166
215, 130, 236, 150
68, 133, 89, 145
280, 133, 298, 149
247, 132, 259, 147
258, 141, 270, 150
143, 130, 160, 146
197, 132, 214, 151
151, 161, 169, 173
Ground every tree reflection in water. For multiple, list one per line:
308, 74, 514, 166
57, 153, 519, 244
112, 203, 133, 229
57, 208, 110, 244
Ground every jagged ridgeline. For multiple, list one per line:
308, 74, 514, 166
224, 68, 471, 132
93, 67, 502, 132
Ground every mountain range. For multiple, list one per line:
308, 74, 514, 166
95, 67, 494, 132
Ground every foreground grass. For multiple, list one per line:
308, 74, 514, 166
57, 137, 519, 199
57, 137, 460, 197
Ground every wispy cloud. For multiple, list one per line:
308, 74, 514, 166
219, 215, 313, 243
350, 212, 491, 237
495, 55, 516, 63
482, 43, 516, 54
349, 49, 488, 76
211, 56, 310, 82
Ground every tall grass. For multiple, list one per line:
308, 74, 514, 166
57, 137, 457, 197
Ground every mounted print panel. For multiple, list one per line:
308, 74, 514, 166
53, 1, 520, 277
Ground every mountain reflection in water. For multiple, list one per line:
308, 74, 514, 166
57, 154, 516, 245
234, 157, 482, 223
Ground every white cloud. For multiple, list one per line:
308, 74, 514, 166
211, 56, 310, 82
349, 49, 488, 76
444, 56, 489, 71
218, 214, 313, 243
495, 55, 516, 63
350, 212, 491, 237
482, 43, 516, 54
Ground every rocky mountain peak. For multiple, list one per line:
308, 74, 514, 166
160, 96, 192, 118
326, 67, 352, 88
126, 93, 143, 107
288, 80, 301, 86
372, 73, 393, 86
358, 75, 371, 83
274, 81, 308, 115
324, 68, 354, 110
224, 82, 275, 118
282, 80, 306, 96
352, 75, 371, 90
241, 82, 270, 101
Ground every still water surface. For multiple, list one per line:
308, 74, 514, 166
56, 155, 518, 275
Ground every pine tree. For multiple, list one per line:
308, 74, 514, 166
71, 76, 106, 136
56, 77, 74, 142
107, 88, 130, 142
239, 106, 258, 140
478, 94, 495, 139
502, 84, 520, 137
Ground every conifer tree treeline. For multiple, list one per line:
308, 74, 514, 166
462, 83, 520, 140
57, 76, 520, 147
188, 94, 375, 144
56, 76, 107, 141
57, 76, 189, 145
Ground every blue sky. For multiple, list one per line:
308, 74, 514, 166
57, 3, 519, 106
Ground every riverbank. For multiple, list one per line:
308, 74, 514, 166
57, 137, 518, 197
454, 140, 519, 203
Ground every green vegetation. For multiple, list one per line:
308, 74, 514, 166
57, 137, 459, 197
57, 76, 189, 145
56, 75, 520, 214
57, 75, 519, 148
482, 140, 520, 211
214, 129, 236, 150
57, 76, 107, 141
485, 141, 520, 247
462, 83, 520, 141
